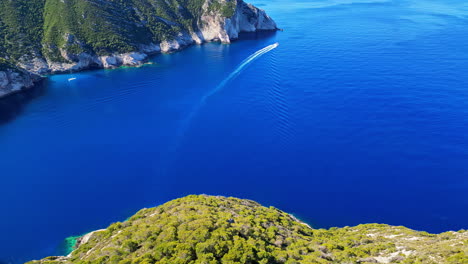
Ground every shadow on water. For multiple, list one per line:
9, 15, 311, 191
0, 79, 47, 125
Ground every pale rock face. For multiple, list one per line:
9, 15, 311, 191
138, 43, 161, 54
199, 3, 231, 43
48, 52, 103, 73
198, 0, 277, 43
191, 32, 205, 45
231, 1, 277, 35
0, 69, 37, 98
239, 2, 277, 31
160, 40, 181, 53
122, 52, 148, 66
160, 32, 195, 53
256, 9, 277, 30
99, 53, 148, 68
18, 57, 49, 75
47, 52, 150, 73
100, 55, 119, 68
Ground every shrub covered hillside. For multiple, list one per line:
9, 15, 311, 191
0, 0, 276, 74
0, 0, 45, 62
28, 195, 467, 264
0, 0, 232, 61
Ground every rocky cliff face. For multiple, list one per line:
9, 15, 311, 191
0, 68, 40, 98
0, 0, 277, 98
198, 0, 277, 44
39, 0, 276, 73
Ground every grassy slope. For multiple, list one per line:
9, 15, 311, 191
27, 195, 467, 264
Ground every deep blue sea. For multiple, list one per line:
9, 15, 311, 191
1, 0, 468, 262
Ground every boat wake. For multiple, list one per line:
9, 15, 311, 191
176, 42, 280, 143
159, 42, 279, 177
201, 42, 279, 103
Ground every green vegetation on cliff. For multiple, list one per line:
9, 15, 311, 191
0, 0, 45, 60
0, 0, 239, 66
27, 195, 467, 264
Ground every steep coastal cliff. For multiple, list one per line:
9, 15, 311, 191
0, 0, 277, 98
27, 195, 467, 264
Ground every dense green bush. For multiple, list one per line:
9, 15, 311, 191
27, 195, 468, 264
0, 0, 45, 60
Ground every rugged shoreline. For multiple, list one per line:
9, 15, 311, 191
0, 31, 276, 100
0, 0, 278, 99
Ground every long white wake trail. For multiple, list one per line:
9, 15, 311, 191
176, 42, 279, 142
202, 42, 279, 102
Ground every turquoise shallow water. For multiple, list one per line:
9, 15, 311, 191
1, 0, 468, 262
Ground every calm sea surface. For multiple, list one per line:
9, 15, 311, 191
1, 0, 468, 262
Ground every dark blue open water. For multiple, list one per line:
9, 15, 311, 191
1, 0, 468, 262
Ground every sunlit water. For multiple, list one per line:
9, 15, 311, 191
1, 0, 468, 262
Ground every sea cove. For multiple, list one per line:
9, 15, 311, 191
1, 0, 468, 263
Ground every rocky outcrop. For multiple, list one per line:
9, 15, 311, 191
223, 0, 278, 41
0, 68, 41, 98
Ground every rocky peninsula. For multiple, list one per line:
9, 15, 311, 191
27, 195, 467, 264
0, 0, 277, 98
